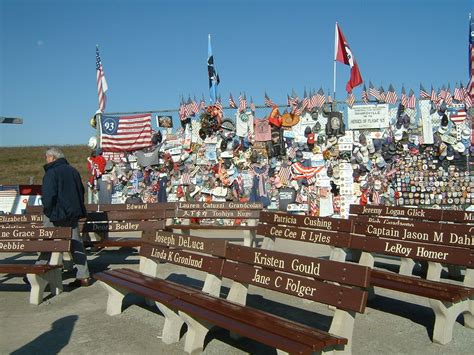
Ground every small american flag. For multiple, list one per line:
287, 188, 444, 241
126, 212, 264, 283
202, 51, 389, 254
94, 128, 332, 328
327, 93, 333, 104
454, 83, 463, 102
100, 114, 153, 152
438, 85, 447, 102
463, 85, 473, 108
419, 84, 430, 99
264, 92, 275, 107
368, 81, 381, 101
385, 84, 398, 104
229, 93, 237, 108
199, 96, 206, 111
407, 89, 416, 109
346, 92, 355, 108
178, 99, 186, 120
450, 109, 467, 124
378, 86, 386, 103
372, 190, 381, 205
430, 85, 438, 104
278, 164, 292, 184
96, 45, 108, 112
191, 96, 200, 115
401, 86, 408, 107
238, 93, 247, 112
301, 89, 309, 112
444, 85, 453, 106
315, 88, 326, 108
181, 172, 191, 185
361, 84, 369, 103
468, 17, 474, 103
250, 97, 256, 113
215, 96, 223, 111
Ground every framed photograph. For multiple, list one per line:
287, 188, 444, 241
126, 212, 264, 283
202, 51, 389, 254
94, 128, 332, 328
157, 115, 173, 128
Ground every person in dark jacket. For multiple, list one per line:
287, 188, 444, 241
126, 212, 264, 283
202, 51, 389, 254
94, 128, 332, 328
39, 147, 91, 287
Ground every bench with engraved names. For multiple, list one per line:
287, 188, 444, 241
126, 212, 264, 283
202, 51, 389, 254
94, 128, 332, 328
0, 225, 71, 304
169, 201, 262, 247
25, 203, 175, 249
258, 210, 474, 345
94, 230, 371, 354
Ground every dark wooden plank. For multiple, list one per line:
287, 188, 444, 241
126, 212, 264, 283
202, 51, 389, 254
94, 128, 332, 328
221, 261, 368, 313
176, 209, 260, 219
0, 264, 62, 274
0, 227, 71, 239
351, 218, 474, 250
370, 270, 470, 303
177, 202, 263, 210
85, 209, 166, 221
0, 214, 43, 223
0, 239, 70, 252
257, 224, 352, 248
140, 243, 225, 275
25, 205, 43, 214
85, 202, 176, 212
81, 220, 164, 233
350, 204, 474, 224
170, 224, 258, 230
259, 211, 352, 233
142, 230, 227, 257
0, 223, 44, 230
225, 244, 370, 288
350, 234, 474, 267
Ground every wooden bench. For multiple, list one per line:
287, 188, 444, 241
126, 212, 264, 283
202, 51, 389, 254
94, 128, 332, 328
25, 203, 174, 249
94, 230, 371, 354
258, 210, 474, 345
169, 201, 262, 247
0, 225, 71, 304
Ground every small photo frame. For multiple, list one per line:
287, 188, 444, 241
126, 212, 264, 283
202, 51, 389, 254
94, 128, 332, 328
157, 115, 173, 128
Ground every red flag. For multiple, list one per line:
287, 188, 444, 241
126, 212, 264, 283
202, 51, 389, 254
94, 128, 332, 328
335, 23, 363, 93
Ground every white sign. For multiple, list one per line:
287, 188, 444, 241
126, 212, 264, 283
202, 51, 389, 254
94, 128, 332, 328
347, 104, 390, 129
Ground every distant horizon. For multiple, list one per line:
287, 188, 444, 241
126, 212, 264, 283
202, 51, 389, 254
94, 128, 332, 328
1, 0, 472, 147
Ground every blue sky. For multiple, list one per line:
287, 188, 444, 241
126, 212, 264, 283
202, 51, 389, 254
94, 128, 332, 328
0, 0, 472, 147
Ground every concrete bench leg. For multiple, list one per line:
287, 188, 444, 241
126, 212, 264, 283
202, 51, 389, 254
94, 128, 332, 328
328, 309, 356, 354
329, 247, 347, 263
100, 282, 129, 316
399, 257, 416, 276
227, 281, 248, 305
261, 236, 275, 250
27, 273, 49, 305
202, 274, 222, 297
179, 311, 213, 354
464, 269, 474, 329
430, 299, 470, 344
156, 303, 184, 344
426, 262, 443, 282
139, 258, 159, 307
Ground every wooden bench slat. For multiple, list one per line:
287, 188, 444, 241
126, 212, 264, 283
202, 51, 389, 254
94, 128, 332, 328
0, 240, 71, 252
170, 224, 258, 230
0, 264, 62, 274
370, 270, 470, 303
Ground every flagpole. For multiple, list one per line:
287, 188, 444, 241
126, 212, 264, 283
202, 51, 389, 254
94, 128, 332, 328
333, 22, 338, 108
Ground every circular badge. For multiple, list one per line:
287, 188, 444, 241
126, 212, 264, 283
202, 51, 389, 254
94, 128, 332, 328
239, 112, 249, 123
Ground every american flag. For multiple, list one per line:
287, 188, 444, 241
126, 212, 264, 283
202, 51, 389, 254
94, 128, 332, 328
181, 172, 191, 185
288, 92, 299, 111
264, 92, 275, 107
438, 85, 447, 102
250, 97, 256, 113
191, 96, 200, 115
401, 86, 408, 107
301, 89, 309, 112
346, 92, 355, 108
178, 98, 186, 120
327, 93, 333, 104
372, 190, 381, 205
450, 109, 467, 124
361, 84, 369, 103
419, 84, 430, 99
184, 97, 194, 117
199, 96, 206, 111
430, 85, 438, 104
238, 93, 247, 112
468, 17, 474, 102
368, 81, 381, 101
463, 84, 473, 108
444, 85, 453, 106
315, 88, 326, 108
378, 86, 386, 103
100, 114, 153, 152
385, 84, 398, 104
96, 45, 108, 112
454, 83, 463, 102
407, 89, 416, 109
229, 93, 237, 108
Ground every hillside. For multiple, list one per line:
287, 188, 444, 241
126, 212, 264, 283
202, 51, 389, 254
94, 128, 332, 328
0, 145, 90, 185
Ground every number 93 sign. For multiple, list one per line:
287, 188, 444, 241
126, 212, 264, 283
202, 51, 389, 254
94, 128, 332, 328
101, 116, 119, 135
